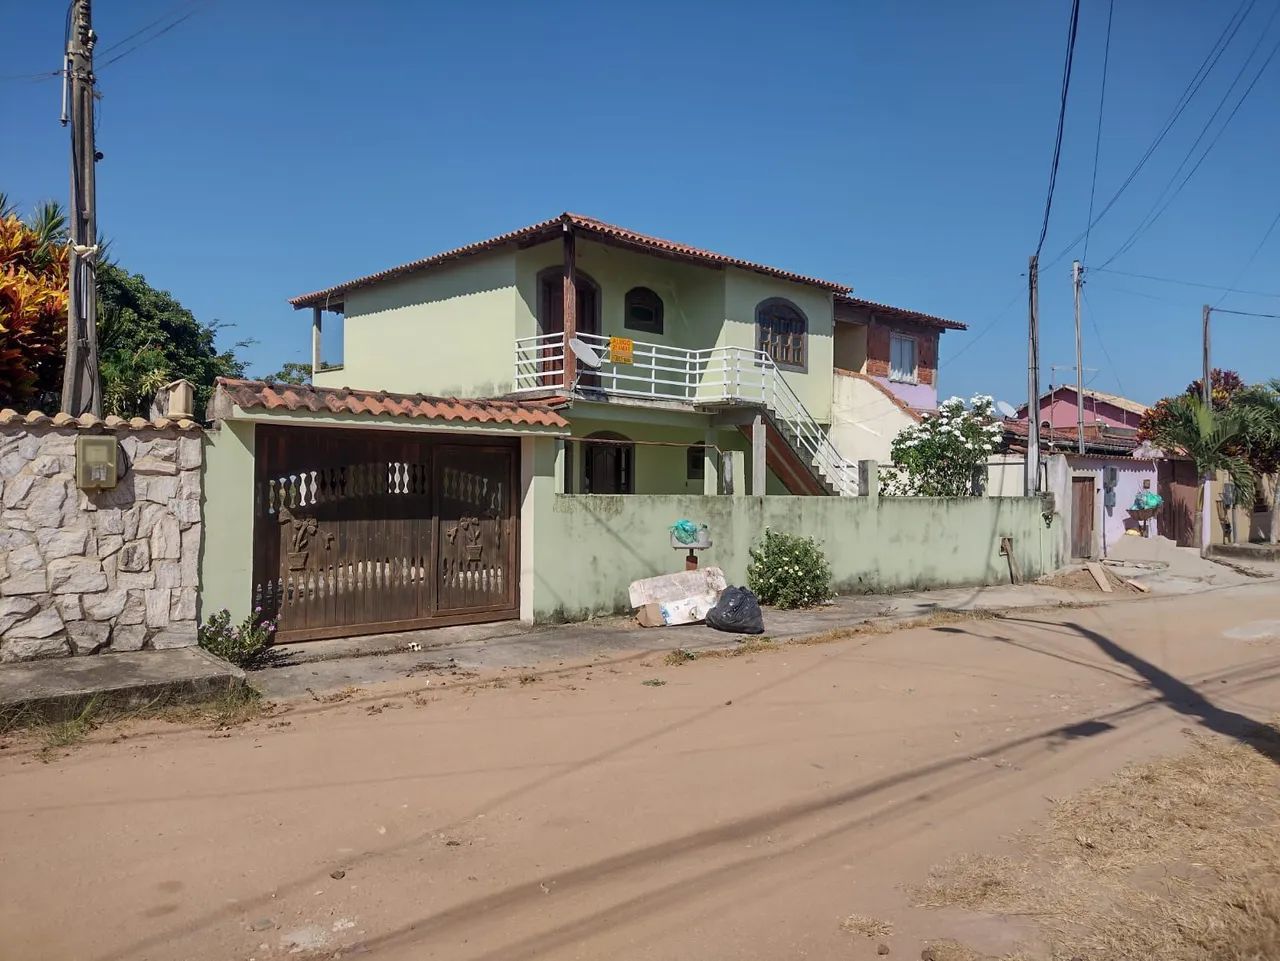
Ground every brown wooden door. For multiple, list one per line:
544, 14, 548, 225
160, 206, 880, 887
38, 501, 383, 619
1158, 459, 1199, 547
538, 270, 600, 387
254, 427, 519, 642
1071, 476, 1095, 558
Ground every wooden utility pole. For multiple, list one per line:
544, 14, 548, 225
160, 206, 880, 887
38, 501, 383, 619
1201, 304, 1212, 407
1025, 254, 1041, 496
61, 0, 102, 416
1072, 261, 1085, 454
1200, 303, 1213, 552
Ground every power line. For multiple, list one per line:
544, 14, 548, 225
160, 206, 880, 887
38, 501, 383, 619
1092, 267, 1280, 298
1213, 306, 1280, 319
1034, 0, 1082, 258
98, 0, 202, 55
1081, 0, 1114, 265
1098, 10, 1280, 267
1048, 0, 1257, 267
1080, 288, 1125, 395
98, 5, 206, 70
1214, 207, 1280, 308
944, 287, 1025, 363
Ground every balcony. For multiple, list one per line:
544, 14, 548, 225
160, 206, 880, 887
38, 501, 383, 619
512, 332, 858, 495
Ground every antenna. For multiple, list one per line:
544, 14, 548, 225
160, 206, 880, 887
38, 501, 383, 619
995, 400, 1017, 419
569, 337, 602, 370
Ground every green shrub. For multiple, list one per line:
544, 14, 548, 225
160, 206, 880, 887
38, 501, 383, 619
198, 608, 276, 668
747, 528, 833, 609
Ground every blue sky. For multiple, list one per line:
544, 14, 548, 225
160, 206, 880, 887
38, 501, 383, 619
3, 0, 1277, 406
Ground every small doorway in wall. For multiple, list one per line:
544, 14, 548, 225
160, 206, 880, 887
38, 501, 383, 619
1071, 476, 1096, 558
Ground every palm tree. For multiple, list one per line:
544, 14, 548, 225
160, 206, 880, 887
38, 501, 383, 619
1145, 395, 1254, 551
1234, 380, 1280, 543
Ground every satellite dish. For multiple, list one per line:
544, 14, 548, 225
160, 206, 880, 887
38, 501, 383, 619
569, 337, 603, 370
995, 400, 1017, 419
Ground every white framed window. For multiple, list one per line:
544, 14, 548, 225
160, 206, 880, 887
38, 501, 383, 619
889, 334, 917, 382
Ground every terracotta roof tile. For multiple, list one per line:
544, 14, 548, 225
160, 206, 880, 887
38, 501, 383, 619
0, 409, 200, 432
834, 295, 967, 331
290, 212, 850, 309
1002, 419, 1143, 456
209, 378, 569, 430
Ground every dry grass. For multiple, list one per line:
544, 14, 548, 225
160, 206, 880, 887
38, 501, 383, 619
840, 914, 893, 939
911, 722, 1280, 961
663, 649, 698, 666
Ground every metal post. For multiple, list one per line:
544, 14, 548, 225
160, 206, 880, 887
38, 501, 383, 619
1025, 255, 1041, 495
61, 0, 101, 416
1073, 261, 1085, 454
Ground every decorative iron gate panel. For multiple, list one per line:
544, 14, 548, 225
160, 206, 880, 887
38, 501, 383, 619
253, 427, 519, 642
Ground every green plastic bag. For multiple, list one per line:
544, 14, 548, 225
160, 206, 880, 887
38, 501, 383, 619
670, 519, 701, 545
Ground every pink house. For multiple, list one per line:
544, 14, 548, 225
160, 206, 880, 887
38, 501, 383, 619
1019, 386, 1147, 430
1008, 387, 1161, 558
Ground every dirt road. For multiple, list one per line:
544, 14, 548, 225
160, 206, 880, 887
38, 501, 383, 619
3, 583, 1279, 961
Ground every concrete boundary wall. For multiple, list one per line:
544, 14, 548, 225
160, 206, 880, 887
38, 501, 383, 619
530, 492, 1063, 621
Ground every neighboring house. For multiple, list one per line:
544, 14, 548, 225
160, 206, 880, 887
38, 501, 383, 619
289, 212, 967, 497
829, 297, 965, 464
997, 386, 1193, 556
1019, 385, 1147, 431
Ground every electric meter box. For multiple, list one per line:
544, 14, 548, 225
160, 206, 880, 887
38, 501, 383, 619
75, 435, 119, 489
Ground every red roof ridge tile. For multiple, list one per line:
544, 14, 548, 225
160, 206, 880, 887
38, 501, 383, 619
208, 378, 569, 430
290, 213, 850, 308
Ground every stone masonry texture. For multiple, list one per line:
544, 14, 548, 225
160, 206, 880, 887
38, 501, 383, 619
0, 425, 202, 661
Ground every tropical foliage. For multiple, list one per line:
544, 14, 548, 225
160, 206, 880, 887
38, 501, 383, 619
261, 362, 311, 385
881, 394, 1004, 497
98, 262, 246, 417
1140, 395, 1255, 506
0, 194, 246, 417
0, 199, 69, 408
1139, 370, 1280, 533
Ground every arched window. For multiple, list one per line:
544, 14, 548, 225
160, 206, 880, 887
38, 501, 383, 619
624, 286, 664, 335
755, 298, 807, 370
581, 431, 634, 494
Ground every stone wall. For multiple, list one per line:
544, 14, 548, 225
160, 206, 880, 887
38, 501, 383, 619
0, 417, 203, 661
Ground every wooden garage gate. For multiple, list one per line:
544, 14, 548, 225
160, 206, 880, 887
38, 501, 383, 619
252, 425, 519, 642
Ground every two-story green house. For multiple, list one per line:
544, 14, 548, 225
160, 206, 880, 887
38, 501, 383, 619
290, 212, 964, 499
199, 213, 966, 643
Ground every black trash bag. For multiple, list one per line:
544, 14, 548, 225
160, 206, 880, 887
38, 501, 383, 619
705, 586, 765, 635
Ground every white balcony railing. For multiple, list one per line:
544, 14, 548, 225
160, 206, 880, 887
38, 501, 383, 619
512, 332, 857, 495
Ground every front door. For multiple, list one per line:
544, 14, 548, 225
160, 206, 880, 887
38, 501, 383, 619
1071, 476, 1095, 558
538, 270, 600, 387
253, 426, 519, 642
1158, 459, 1199, 547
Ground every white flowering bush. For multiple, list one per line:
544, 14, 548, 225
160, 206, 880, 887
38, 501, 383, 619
747, 528, 833, 609
880, 394, 1003, 497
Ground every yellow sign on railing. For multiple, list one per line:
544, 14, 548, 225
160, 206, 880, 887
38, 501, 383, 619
609, 336, 634, 365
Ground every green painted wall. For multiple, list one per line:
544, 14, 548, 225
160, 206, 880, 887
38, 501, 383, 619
199, 420, 257, 622
315, 252, 520, 397
529, 483, 1063, 621
514, 240, 727, 349
722, 268, 835, 423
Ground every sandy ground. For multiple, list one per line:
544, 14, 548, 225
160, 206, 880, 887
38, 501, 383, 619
3, 582, 1280, 961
